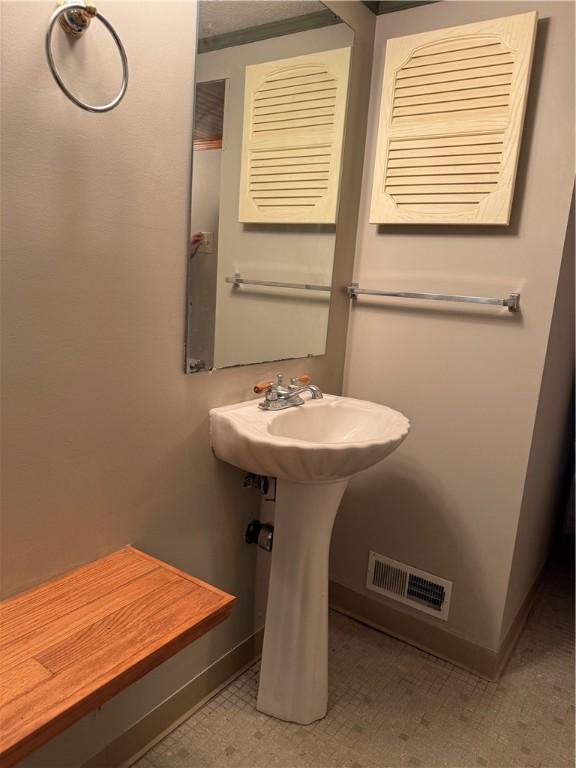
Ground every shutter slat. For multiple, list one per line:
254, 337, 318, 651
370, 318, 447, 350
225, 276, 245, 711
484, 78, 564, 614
388, 154, 502, 168
394, 85, 511, 107
396, 52, 514, 79
393, 97, 509, 118
395, 74, 513, 98
385, 173, 500, 185
394, 64, 514, 90
387, 163, 501, 176
385, 184, 498, 194
404, 42, 505, 67
388, 143, 504, 158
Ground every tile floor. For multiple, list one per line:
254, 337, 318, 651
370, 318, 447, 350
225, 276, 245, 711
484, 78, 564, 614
134, 555, 574, 768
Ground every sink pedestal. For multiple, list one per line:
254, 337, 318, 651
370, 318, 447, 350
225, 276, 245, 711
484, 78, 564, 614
257, 478, 348, 724
210, 394, 410, 723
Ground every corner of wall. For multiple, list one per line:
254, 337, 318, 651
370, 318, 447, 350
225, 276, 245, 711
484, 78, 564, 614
501, 186, 575, 640
323, 1, 376, 395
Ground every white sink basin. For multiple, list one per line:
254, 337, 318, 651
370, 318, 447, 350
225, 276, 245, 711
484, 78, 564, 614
210, 395, 409, 483
209, 393, 409, 726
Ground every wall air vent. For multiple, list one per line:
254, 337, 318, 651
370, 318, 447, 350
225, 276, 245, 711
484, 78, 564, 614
366, 551, 452, 620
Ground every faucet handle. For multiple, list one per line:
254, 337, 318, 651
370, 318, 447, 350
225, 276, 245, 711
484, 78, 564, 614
253, 380, 273, 394
255, 373, 310, 395
289, 374, 311, 388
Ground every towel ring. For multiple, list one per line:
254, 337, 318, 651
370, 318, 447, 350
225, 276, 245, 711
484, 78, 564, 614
45, 1, 128, 113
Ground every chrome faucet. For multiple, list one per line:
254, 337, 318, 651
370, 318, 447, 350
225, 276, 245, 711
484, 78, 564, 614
254, 374, 323, 411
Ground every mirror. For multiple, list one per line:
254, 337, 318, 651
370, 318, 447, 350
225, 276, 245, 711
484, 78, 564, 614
185, 0, 353, 373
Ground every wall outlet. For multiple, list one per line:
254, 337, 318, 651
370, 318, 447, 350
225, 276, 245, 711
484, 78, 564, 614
200, 231, 213, 254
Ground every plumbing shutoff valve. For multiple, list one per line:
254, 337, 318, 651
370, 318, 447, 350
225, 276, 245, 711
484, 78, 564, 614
243, 473, 269, 495
244, 520, 274, 552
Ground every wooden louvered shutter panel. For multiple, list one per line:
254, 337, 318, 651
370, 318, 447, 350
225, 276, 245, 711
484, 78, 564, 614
370, 12, 537, 225
239, 47, 351, 224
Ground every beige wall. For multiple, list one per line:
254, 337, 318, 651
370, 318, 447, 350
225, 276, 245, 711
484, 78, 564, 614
0, 1, 374, 764
192, 25, 353, 369
502, 190, 575, 635
332, 1, 574, 653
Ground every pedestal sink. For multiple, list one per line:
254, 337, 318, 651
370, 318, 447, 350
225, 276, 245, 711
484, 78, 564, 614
210, 394, 410, 724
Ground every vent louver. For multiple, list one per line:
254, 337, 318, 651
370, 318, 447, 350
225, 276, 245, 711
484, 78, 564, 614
383, 130, 506, 211
239, 48, 351, 224
366, 551, 452, 620
372, 557, 407, 596
391, 38, 514, 124
407, 573, 446, 610
370, 12, 537, 224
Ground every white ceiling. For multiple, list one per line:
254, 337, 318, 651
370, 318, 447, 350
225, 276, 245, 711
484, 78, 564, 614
198, 1, 327, 39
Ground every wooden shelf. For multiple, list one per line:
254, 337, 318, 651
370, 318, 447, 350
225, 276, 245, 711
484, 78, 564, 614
0, 547, 235, 767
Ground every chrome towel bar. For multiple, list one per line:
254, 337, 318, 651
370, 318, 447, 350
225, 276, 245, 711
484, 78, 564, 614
224, 273, 520, 312
346, 284, 521, 312
46, 0, 128, 113
226, 274, 331, 292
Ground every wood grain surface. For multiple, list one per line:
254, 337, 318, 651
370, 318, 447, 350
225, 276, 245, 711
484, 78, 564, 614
370, 12, 537, 224
0, 547, 235, 768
